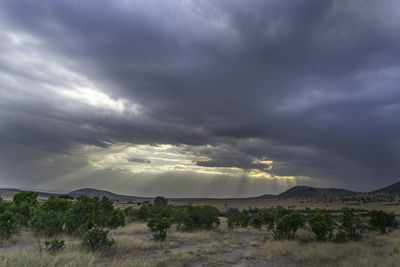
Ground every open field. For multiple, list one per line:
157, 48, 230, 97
162, 196, 400, 213
1, 219, 400, 267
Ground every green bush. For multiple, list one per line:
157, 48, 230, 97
147, 214, 172, 241
250, 216, 264, 229
29, 195, 71, 236
175, 205, 220, 231
65, 196, 125, 235
12, 191, 38, 226
273, 212, 305, 240
307, 210, 335, 241
44, 238, 65, 253
137, 203, 155, 221
227, 210, 250, 228
124, 207, 139, 222
337, 208, 364, 241
0, 210, 17, 239
153, 196, 168, 209
82, 228, 115, 251
369, 210, 398, 234
332, 230, 348, 243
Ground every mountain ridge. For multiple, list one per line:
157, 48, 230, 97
1, 181, 400, 201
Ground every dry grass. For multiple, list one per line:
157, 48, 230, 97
2, 219, 400, 266
109, 222, 149, 236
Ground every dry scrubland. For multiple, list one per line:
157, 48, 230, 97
167, 195, 400, 213
1, 218, 400, 267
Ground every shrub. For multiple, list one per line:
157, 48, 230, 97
153, 196, 168, 209
0, 210, 17, 239
124, 207, 139, 222
369, 210, 398, 234
44, 238, 65, 253
337, 208, 364, 241
147, 214, 172, 241
227, 210, 250, 228
29, 195, 71, 236
250, 216, 264, 229
137, 203, 155, 221
65, 196, 125, 235
175, 205, 220, 231
332, 230, 348, 243
82, 228, 115, 251
307, 210, 335, 241
273, 213, 305, 240
12, 191, 38, 226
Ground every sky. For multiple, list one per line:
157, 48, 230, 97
0, 0, 400, 198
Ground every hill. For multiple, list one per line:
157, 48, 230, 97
67, 188, 152, 202
372, 181, 400, 194
275, 186, 357, 199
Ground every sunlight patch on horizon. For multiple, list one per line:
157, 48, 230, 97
84, 143, 307, 180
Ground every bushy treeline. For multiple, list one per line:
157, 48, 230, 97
125, 196, 220, 240
1, 193, 398, 247
224, 206, 398, 242
0, 192, 125, 251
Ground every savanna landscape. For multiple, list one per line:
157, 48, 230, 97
2, 1, 400, 266
1, 182, 400, 267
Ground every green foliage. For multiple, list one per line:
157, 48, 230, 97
337, 208, 364, 241
273, 212, 305, 240
226, 208, 275, 230
332, 230, 348, 243
0, 199, 17, 239
124, 206, 139, 222
137, 203, 155, 221
82, 228, 115, 251
307, 210, 335, 241
369, 210, 398, 234
175, 205, 220, 231
153, 196, 168, 209
44, 238, 65, 253
65, 196, 125, 235
29, 195, 71, 236
0, 210, 17, 239
227, 210, 250, 228
249, 216, 264, 229
12, 191, 38, 226
147, 214, 172, 241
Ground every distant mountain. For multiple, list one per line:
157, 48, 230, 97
373, 181, 400, 194
275, 186, 356, 199
2, 180, 400, 201
67, 188, 153, 202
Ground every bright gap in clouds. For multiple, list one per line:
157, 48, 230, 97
84, 142, 307, 180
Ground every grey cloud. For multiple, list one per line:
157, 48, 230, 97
1, 0, 400, 194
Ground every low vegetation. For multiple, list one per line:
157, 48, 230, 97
0, 192, 400, 266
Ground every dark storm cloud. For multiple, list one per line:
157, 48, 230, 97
1, 0, 400, 193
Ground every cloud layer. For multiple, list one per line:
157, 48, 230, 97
1, 0, 400, 197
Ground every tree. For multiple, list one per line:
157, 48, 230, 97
337, 208, 364, 241
175, 205, 220, 231
153, 196, 168, 209
369, 210, 398, 234
12, 191, 38, 226
65, 196, 125, 235
82, 228, 115, 251
29, 195, 71, 236
147, 214, 172, 241
273, 213, 305, 239
307, 210, 335, 241
0, 210, 17, 239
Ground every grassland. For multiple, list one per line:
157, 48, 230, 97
1, 217, 400, 267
